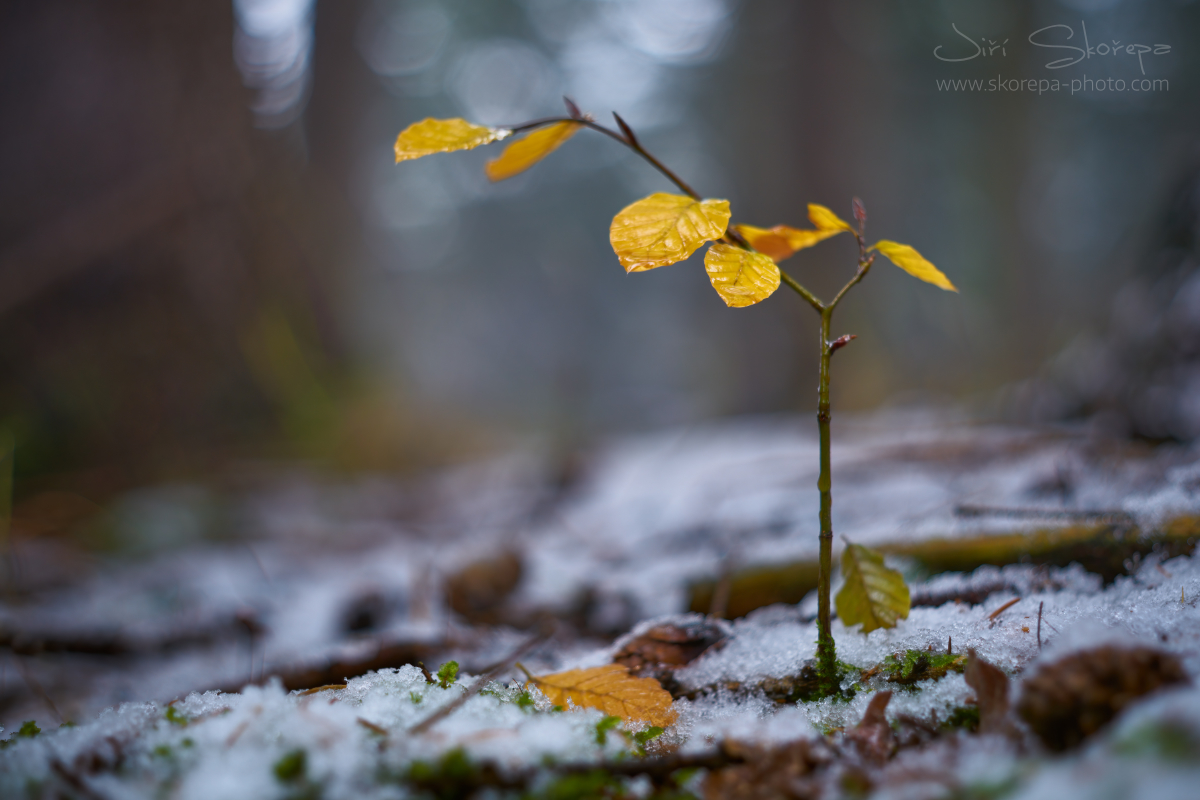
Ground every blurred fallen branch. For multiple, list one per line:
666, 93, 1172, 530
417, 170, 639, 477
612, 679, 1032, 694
689, 514, 1200, 618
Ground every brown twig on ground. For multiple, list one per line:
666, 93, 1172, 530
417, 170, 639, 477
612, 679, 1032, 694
224, 637, 448, 694
954, 505, 1134, 524
409, 633, 548, 735
988, 598, 1020, 622
1037, 601, 1044, 650
13, 655, 63, 723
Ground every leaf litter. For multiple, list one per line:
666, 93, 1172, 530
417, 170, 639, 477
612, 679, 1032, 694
5, 413, 1200, 797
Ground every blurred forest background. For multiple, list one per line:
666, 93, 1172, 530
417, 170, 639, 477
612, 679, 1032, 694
1, 0, 1198, 550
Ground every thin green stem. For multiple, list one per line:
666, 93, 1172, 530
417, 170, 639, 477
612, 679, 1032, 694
815, 306, 837, 692
780, 269, 824, 313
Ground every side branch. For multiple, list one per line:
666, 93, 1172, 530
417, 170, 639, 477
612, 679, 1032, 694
780, 269, 824, 313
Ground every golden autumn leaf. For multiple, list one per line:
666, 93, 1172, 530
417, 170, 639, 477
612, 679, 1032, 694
609, 193, 731, 272
485, 121, 581, 181
836, 543, 911, 634
394, 118, 510, 162
734, 224, 846, 263
704, 243, 781, 307
526, 664, 677, 727
871, 240, 957, 292
808, 203, 855, 233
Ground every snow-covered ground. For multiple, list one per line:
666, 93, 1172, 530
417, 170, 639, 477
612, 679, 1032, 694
4, 410, 1200, 797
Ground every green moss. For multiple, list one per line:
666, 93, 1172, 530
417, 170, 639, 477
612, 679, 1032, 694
882, 650, 967, 686
594, 715, 621, 745
436, 661, 459, 689
409, 691, 423, 704
531, 769, 623, 800
516, 690, 536, 709
941, 706, 981, 732
273, 749, 307, 782
632, 726, 665, 756
164, 706, 189, 727
1114, 720, 1200, 762
0, 721, 41, 749
152, 745, 174, 758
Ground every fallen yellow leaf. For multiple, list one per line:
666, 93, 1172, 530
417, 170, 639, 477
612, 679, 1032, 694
871, 240, 957, 292
735, 224, 846, 263
394, 118, 510, 163
609, 193, 730, 272
485, 121, 581, 181
526, 664, 677, 727
808, 203, 855, 233
704, 243, 780, 307
836, 543, 911, 634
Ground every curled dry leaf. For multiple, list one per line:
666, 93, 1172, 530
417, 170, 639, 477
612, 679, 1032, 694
733, 224, 845, 263
835, 543, 911, 634
485, 121, 581, 181
808, 203, 855, 233
704, 244, 781, 307
394, 118, 510, 162
846, 690, 894, 764
871, 240, 957, 292
964, 648, 1016, 738
525, 664, 677, 727
609, 193, 730, 272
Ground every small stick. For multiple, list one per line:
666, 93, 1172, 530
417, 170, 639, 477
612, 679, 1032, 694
357, 717, 388, 736
1037, 601, 1043, 651
988, 597, 1020, 621
409, 634, 546, 735
947, 635, 952, 655
709, 565, 733, 619
297, 684, 346, 696
954, 505, 1133, 524
13, 656, 63, 724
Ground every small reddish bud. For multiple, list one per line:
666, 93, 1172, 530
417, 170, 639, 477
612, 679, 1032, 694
612, 112, 638, 146
852, 197, 867, 226
829, 334, 857, 354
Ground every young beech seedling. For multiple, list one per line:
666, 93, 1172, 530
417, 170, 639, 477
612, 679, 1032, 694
394, 100, 956, 696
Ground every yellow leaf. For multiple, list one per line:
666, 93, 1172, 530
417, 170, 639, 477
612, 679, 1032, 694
871, 240, 957, 292
808, 204, 855, 233
735, 224, 846, 263
394, 118, 510, 163
836, 543, 911, 634
609, 193, 731, 272
485, 121, 581, 181
704, 243, 781, 307
526, 664, 677, 727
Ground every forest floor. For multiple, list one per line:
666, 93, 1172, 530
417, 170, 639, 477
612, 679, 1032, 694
3, 408, 1200, 799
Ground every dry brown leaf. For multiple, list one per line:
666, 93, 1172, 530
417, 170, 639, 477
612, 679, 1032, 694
734, 224, 846, 262
485, 121, 580, 181
964, 648, 1016, 738
394, 118, 510, 162
609, 193, 730, 272
526, 664, 677, 727
846, 690, 894, 764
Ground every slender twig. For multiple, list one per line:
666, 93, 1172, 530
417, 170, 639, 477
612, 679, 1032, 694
508, 115, 796, 285
409, 634, 547, 735
987, 597, 1020, 622
1037, 601, 1043, 650
509, 117, 702, 200
954, 505, 1134, 524
780, 269, 824, 312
